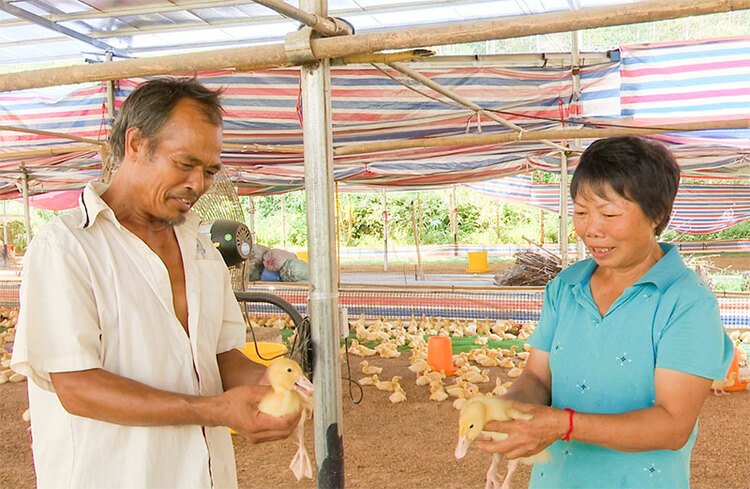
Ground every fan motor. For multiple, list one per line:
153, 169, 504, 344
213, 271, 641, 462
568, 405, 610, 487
199, 219, 252, 267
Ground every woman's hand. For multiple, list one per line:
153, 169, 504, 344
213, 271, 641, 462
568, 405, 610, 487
477, 401, 567, 459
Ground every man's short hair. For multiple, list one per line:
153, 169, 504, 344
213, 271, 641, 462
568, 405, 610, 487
570, 136, 681, 235
108, 77, 224, 169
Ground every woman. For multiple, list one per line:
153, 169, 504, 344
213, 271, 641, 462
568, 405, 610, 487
483, 136, 734, 489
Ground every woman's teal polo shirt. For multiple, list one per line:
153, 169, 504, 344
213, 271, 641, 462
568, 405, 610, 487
528, 244, 734, 489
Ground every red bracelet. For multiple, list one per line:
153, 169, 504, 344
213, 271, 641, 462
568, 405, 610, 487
562, 408, 575, 442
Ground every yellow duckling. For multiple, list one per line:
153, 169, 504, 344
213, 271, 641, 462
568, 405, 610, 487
429, 383, 449, 402
408, 358, 429, 374
375, 375, 401, 392
389, 384, 407, 404
507, 367, 524, 378
415, 372, 433, 386
491, 378, 508, 396
359, 374, 378, 386
360, 360, 382, 375
258, 358, 315, 481
455, 394, 549, 489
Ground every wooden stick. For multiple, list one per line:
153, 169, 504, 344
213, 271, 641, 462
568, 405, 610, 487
0, 124, 105, 145
411, 199, 424, 281
0, 144, 100, 159
335, 182, 342, 288
223, 142, 304, 154
334, 119, 750, 155
1, 0, 748, 92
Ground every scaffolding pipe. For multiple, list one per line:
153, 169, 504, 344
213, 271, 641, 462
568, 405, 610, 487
570, 26, 587, 263
299, 1, 345, 487
388, 62, 568, 152
382, 188, 388, 272
19, 163, 32, 246
1, 0, 749, 91
0, 124, 105, 145
559, 152, 569, 267
334, 118, 750, 155
105, 52, 116, 122
252, 0, 352, 37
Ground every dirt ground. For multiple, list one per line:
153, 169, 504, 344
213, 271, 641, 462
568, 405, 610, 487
2, 355, 748, 489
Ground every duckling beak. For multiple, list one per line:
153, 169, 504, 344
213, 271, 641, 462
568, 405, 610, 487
455, 435, 470, 459
293, 375, 315, 402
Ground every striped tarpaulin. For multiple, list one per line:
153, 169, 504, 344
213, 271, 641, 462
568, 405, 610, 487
0, 38, 747, 197
465, 175, 750, 234
619, 36, 750, 154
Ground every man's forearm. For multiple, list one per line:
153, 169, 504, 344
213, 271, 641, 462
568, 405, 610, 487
50, 368, 224, 427
217, 348, 266, 390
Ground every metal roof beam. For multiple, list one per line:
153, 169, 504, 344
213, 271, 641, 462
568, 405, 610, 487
2, 0, 748, 92
252, 0, 351, 37
83, 0, 515, 38
0, 1, 131, 58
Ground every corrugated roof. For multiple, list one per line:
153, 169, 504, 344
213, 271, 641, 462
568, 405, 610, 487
0, 0, 632, 65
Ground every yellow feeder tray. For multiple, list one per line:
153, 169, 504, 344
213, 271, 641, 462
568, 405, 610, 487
238, 341, 287, 366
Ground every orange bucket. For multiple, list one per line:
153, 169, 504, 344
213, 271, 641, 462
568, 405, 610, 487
725, 347, 748, 392
427, 336, 456, 376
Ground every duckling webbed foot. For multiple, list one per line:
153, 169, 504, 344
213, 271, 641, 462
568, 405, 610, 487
289, 413, 313, 480
498, 458, 519, 489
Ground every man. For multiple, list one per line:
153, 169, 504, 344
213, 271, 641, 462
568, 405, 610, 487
11, 78, 300, 489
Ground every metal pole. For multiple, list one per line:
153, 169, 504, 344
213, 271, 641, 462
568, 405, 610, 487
105, 52, 116, 123
281, 193, 287, 248
382, 188, 388, 272
299, 1, 344, 487
451, 186, 458, 256
248, 196, 256, 246
252, 0, 352, 37
2, 200, 7, 266
570, 24, 587, 263
20, 163, 33, 246
559, 152, 569, 267
2, 200, 7, 244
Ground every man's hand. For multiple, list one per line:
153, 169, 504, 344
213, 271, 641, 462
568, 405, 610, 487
218, 385, 301, 443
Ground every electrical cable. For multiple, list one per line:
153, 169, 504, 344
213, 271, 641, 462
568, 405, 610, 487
341, 335, 364, 404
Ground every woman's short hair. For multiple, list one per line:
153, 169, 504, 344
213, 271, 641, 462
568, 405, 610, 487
570, 136, 681, 235
108, 77, 223, 169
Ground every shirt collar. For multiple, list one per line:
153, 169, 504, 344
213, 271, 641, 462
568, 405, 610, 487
556, 243, 684, 292
633, 243, 685, 292
78, 181, 201, 231
78, 181, 117, 229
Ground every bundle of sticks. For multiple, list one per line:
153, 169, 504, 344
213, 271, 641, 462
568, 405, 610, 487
494, 250, 562, 286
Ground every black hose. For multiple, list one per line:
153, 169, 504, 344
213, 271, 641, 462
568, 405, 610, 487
234, 291, 304, 328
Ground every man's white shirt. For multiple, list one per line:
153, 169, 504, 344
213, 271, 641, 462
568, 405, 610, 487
11, 181, 246, 489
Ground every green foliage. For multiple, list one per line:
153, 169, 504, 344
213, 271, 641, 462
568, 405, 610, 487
433, 12, 750, 56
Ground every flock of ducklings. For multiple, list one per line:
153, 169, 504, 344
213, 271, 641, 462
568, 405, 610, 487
343, 314, 537, 409
0, 307, 21, 385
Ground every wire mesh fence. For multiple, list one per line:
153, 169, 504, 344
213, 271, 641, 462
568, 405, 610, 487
242, 283, 750, 330
1, 276, 747, 329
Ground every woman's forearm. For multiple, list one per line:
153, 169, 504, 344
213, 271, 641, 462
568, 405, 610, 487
503, 369, 552, 406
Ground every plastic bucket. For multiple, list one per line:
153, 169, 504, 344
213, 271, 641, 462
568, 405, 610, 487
466, 251, 490, 273
427, 335, 456, 376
